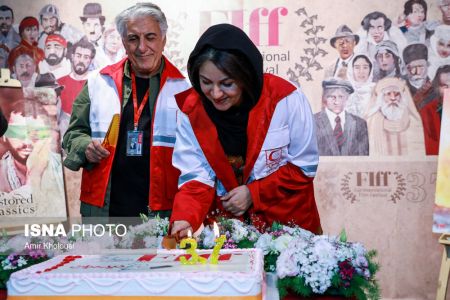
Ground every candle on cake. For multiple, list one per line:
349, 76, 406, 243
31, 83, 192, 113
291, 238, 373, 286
180, 229, 207, 265
210, 222, 226, 264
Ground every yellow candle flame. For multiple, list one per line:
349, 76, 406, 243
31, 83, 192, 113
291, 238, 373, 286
213, 222, 219, 238
187, 229, 192, 238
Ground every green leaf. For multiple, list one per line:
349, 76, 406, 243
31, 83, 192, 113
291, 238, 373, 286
339, 228, 347, 242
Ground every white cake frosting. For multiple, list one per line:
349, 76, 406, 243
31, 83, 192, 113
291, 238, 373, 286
7, 249, 263, 298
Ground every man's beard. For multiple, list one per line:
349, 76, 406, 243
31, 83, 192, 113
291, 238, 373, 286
46, 54, 64, 66
381, 101, 406, 121
74, 63, 88, 75
0, 23, 9, 36
44, 26, 56, 34
408, 76, 426, 89
18, 72, 31, 81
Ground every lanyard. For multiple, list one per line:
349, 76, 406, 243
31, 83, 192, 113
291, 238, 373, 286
131, 72, 150, 130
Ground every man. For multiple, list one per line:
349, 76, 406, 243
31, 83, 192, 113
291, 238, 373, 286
0, 99, 50, 192
314, 78, 369, 156
37, 4, 83, 50
373, 40, 402, 82
80, 3, 105, 70
80, 3, 105, 46
324, 25, 359, 80
438, 0, 450, 25
58, 39, 95, 116
366, 77, 425, 156
0, 5, 20, 64
403, 43, 436, 110
8, 16, 44, 68
419, 65, 450, 155
38, 34, 71, 79
11, 52, 38, 88
356, 11, 406, 60
62, 3, 190, 218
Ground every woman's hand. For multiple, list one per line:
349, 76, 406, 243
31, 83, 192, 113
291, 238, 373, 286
171, 220, 193, 238
85, 140, 110, 163
220, 185, 253, 216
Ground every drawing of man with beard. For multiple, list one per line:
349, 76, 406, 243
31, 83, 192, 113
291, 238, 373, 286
38, 33, 70, 79
365, 77, 426, 156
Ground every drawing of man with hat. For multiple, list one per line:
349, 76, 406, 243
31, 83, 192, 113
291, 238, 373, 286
402, 43, 435, 110
38, 33, 71, 79
37, 4, 83, 50
324, 25, 359, 80
314, 78, 369, 156
80, 3, 105, 47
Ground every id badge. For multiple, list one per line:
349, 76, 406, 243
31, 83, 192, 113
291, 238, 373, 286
126, 130, 143, 156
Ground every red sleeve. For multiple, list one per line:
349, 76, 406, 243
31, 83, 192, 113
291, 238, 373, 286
247, 163, 321, 234
170, 181, 216, 232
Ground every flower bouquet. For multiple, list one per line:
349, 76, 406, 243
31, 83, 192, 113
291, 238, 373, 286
0, 249, 48, 289
197, 219, 380, 300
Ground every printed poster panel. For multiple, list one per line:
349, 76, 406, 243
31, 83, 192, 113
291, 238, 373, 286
434, 90, 450, 233
0, 82, 66, 229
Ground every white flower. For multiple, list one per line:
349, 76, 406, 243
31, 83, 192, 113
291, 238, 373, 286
202, 226, 216, 249
255, 233, 272, 255
276, 247, 299, 278
272, 235, 293, 253
231, 220, 248, 242
17, 256, 27, 267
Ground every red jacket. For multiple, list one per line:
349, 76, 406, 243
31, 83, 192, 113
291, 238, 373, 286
419, 98, 441, 155
170, 74, 321, 234
79, 57, 190, 210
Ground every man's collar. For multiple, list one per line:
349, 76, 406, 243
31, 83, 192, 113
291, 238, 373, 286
124, 58, 165, 79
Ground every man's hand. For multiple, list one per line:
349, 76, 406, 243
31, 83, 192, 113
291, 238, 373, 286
85, 140, 110, 163
221, 185, 253, 216
171, 220, 193, 239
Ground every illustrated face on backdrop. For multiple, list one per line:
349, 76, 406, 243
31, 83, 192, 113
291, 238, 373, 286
438, 72, 450, 98
44, 41, 65, 66
376, 50, 395, 72
199, 60, 243, 111
368, 17, 385, 43
335, 37, 356, 60
83, 17, 102, 43
323, 88, 349, 114
22, 26, 39, 44
13, 55, 36, 84
381, 87, 406, 121
352, 57, 371, 82
407, 3, 426, 26
437, 39, 450, 58
104, 29, 122, 54
406, 59, 427, 87
0, 10, 13, 35
72, 46, 93, 75
440, 0, 450, 24
41, 15, 58, 34
123, 16, 166, 77
3, 112, 47, 165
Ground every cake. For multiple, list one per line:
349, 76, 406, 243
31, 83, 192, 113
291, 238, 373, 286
7, 249, 264, 299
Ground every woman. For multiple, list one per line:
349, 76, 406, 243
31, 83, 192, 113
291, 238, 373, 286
170, 24, 321, 237
346, 54, 375, 117
428, 24, 450, 80
7, 17, 44, 69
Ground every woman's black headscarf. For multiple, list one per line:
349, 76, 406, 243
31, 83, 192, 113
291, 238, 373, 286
187, 24, 264, 158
